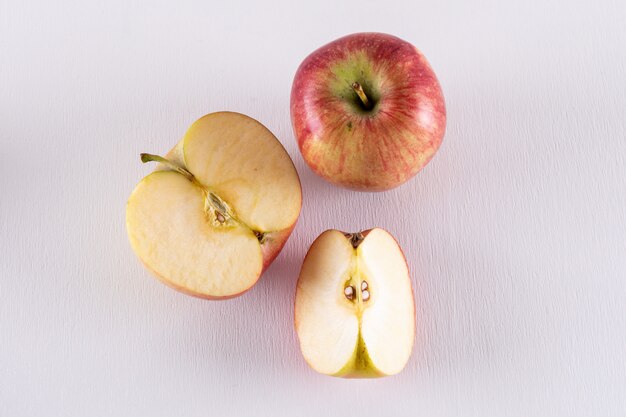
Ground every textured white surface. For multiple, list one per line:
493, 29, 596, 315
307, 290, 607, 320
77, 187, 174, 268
1, 0, 625, 416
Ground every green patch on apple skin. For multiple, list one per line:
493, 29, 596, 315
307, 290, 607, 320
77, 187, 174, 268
328, 51, 382, 114
333, 328, 384, 378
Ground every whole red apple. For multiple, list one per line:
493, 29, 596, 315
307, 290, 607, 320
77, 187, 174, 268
290, 32, 446, 191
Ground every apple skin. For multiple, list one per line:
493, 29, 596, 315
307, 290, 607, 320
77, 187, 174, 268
290, 32, 446, 191
260, 225, 296, 271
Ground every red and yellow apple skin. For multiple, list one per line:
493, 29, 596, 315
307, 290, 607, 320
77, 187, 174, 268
291, 32, 446, 191
260, 225, 297, 271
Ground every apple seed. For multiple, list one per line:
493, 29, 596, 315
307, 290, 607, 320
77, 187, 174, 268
362, 289, 370, 301
344, 286, 355, 300
361, 281, 368, 291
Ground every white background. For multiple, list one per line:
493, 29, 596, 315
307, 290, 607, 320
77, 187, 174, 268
1, 0, 625, 416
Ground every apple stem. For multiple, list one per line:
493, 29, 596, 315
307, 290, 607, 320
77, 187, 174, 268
351, 82, 371, 109
140, 153, 266, 242
140, 153, 195, 182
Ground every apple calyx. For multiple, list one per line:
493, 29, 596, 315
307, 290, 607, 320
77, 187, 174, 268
139, 153, 266, 242
351, 82, 372, 110
345, 232, 365, 248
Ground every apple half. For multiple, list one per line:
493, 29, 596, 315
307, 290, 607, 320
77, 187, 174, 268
295, 228, 415, 377
126, 112, 302, 299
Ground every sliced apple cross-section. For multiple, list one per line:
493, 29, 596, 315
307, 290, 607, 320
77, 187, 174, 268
126, 112, 302, 299
295, 228, 415, 378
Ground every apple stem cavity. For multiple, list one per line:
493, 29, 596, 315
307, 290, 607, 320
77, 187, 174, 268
140, 153, 195, 183
351, 82, 371, 110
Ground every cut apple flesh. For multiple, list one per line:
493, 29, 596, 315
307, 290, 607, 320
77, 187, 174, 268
183, 115, 301, 232
126, 112, 301, 298
295, 228, 415, 377
127, 171, 263, 296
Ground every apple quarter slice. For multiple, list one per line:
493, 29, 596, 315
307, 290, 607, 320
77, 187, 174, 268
295, 228, 415, 377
